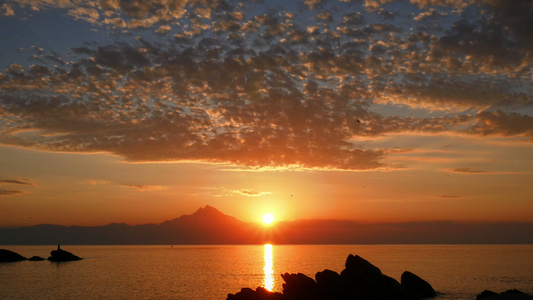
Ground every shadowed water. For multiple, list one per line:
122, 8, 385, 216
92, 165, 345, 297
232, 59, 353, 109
1, 245, 532, 299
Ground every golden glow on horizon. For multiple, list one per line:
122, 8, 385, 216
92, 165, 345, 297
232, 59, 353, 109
264, 244, 274, 291
262, 213, 275, 225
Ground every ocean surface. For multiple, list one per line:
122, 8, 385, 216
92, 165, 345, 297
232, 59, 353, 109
1, 245, 532, 299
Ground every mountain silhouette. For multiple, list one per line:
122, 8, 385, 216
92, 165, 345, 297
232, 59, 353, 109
159, 205, 255, 244
1, 206, 532, 245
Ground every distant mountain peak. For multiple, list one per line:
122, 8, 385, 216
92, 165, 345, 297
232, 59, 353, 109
191, 205, 226, 218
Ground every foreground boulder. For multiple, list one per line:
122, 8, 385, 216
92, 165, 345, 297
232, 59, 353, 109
341, 254, 413, 300
227, 254, 433, 300
401, 271, 437, 299
0, 249, 27, 262
48, 246, 82, 262
476, 289, 533, 300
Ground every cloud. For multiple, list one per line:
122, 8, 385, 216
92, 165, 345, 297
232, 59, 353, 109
468, 111, 533, 139
0, 178, 34, 196
445, 167, 528, 175
67, 7, 99, 23
0, 189, 26, 196
232, 189, 271, 197
436, 195, 460, 199
0, 178, 35, 186
120, 184, 165, 191
1, 3, 15, 16
304, 0, 324, 10
85, 179, 108, 185
0, 0, 532, 171
448, 167, 488, 174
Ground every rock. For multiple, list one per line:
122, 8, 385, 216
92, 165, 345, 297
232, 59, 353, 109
28, 256, 45, 261
476, 289, 533, 300
227, 287, 283, 300
227, 253, 434, 300
477, 290, 500, 299
340, 254, 413, 300
401, 271, 437, 299
281, 272, 319, 299
227, 288, 257, 300
48, 248, 82, 262
0, 249, 27, 262
315, 269, 352, 299
382, 275, 415, 300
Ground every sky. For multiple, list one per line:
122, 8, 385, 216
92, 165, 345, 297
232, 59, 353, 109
0, 0, 532, 227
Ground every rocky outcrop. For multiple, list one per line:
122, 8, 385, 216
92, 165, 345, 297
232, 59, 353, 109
0, 249, 27, 262
476, 289, 533, 300
227, 287, 283, 300
48, 247, 82, 262
227, 254, 434, 300
28, 256, 45, 261
401, 271, 437, 299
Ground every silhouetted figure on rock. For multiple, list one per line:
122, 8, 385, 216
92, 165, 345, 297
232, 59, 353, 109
48, 245, 82, 262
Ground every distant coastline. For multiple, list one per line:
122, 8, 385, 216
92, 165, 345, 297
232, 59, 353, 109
1, 206, 533, 245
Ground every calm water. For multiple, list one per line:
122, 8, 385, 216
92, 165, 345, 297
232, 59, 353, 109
1, 245, 532, 299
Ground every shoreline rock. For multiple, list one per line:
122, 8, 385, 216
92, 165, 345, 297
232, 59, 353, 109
28, 256, 45, 261
228, 253, 532, 300
48, 246, 82, 262
476, 289, 533, 300
1, 246, 83, 263
227, 254, 435, 300
0, 249, 27, 262
401, 270, 437, 299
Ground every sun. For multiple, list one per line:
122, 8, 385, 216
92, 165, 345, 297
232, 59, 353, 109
262, 213, 275, 225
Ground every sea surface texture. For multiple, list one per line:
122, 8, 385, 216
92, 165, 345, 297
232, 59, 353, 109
1, 245, 532, 299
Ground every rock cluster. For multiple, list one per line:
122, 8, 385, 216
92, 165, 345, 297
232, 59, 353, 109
228, 254, 436, 300
0, 247, 82, 263
476, 289, 533, 300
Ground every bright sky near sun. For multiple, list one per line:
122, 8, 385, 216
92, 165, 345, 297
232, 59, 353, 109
0, 0, 532, 227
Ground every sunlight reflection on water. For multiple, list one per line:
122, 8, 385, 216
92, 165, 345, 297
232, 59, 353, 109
264, 244, 274, 291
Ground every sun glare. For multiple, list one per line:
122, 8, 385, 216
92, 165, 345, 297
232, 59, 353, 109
262, 213, 275, 225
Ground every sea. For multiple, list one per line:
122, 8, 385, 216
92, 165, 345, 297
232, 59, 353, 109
1, 245, 532, 299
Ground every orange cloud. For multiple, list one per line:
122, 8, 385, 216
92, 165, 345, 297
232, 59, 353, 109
232, 189, 271, 197
120, 184, 165, 191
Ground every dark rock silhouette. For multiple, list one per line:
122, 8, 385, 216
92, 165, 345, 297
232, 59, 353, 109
341, 254, 413, 300
28, 256, 45, 261
0, 249, 27, 262
227, 254, 433, 300
281, 273, 319, 299
401, 270, 437, 299
48, 246, 82, 262
228, 287, 283, 300
315, 269, 351, 299
476, 289, 533, 300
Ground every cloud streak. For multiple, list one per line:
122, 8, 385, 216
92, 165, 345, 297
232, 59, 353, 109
0, 178, 34, 196
120, 184, 165, 191
0, 189, 26, 196
0, 178, 35, 186
232, 189, 271, 197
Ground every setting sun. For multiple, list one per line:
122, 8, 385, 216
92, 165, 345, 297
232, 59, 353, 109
262, 213, 275, 225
